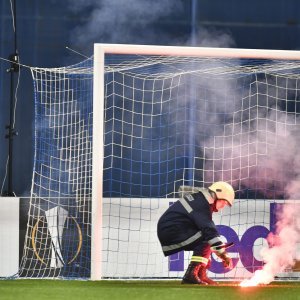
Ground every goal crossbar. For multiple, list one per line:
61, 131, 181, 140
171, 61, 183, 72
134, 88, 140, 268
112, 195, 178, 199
94, 44, 300, 60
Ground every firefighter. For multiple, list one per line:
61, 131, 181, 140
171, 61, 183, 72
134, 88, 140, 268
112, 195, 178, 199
157, 181, 235, 285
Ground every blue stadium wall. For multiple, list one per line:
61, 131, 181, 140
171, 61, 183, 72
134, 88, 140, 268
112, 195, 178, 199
1, 0, 300, 196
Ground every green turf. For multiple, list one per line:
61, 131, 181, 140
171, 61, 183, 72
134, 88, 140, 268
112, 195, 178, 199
0, 280, 299, 300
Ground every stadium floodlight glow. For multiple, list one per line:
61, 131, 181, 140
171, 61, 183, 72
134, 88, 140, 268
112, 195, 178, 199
19, 44, 300, 281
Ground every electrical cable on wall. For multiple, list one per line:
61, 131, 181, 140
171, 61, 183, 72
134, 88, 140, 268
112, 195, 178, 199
1, 0, 20, 196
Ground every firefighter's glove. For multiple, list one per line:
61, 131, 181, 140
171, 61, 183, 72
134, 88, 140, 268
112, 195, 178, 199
218, 252, 233, 270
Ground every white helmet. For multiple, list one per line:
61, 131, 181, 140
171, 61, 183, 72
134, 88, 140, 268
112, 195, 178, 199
208, 181, 235, 206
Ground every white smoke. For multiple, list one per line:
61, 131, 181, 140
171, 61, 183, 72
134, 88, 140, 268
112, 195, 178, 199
186, 26, 235, 48
65, 2, 300, 284
194, 65, 300, 285
65, 0, 238, 56
235, 96, 300, 286
67, 0, 184, 53
202, 71, 300, 192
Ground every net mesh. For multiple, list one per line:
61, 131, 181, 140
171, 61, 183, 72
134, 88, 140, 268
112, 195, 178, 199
19, 52, 300, 279
20, 61, 93, 278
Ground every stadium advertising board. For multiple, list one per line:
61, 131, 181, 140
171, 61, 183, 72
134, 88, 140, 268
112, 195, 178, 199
0, 197, 19, 277
102, 198, 299, 278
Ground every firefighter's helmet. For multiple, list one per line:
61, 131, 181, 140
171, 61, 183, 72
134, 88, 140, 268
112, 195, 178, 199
208, 181, 235, 206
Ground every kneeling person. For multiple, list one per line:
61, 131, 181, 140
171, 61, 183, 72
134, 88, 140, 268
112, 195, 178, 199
157, 181, 234, 285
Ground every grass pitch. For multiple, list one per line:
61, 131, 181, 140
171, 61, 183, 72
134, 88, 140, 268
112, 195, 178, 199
0, 280, 299, 300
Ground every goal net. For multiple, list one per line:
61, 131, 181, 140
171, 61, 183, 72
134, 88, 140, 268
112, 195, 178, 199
20, 62, 94, 278
19, 45, 300, 280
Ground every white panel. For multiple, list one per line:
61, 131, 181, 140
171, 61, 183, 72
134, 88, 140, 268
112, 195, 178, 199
102, 198, 300, 278
0, 197, 19, 277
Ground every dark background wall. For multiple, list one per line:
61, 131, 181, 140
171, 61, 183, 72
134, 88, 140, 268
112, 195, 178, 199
1, 0, 300, 196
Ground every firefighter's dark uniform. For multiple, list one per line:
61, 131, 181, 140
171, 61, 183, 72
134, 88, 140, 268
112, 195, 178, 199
157, 188, 222, 258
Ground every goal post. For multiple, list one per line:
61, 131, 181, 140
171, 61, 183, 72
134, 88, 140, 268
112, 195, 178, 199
92, 44, 300, 281
19, 44, 300, 281
91, 47, 105, 280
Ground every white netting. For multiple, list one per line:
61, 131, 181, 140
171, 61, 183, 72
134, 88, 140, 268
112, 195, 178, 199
19, 49, 300, 279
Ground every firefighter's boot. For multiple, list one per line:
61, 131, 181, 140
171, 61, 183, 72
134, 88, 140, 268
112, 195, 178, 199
198, 265, 218, 285
181, 262, 207, 285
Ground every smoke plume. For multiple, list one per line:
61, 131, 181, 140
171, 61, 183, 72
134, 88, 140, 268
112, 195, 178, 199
195, 66, 300, 284
202, 71, 300, 196
67, 0, 184, 53
241, 202, 300, 286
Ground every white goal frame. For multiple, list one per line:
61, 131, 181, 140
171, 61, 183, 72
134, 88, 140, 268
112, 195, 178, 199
92, 44, 300, 281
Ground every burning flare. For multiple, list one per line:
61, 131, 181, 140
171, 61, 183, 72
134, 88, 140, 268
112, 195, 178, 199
240, 203, 300, 287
